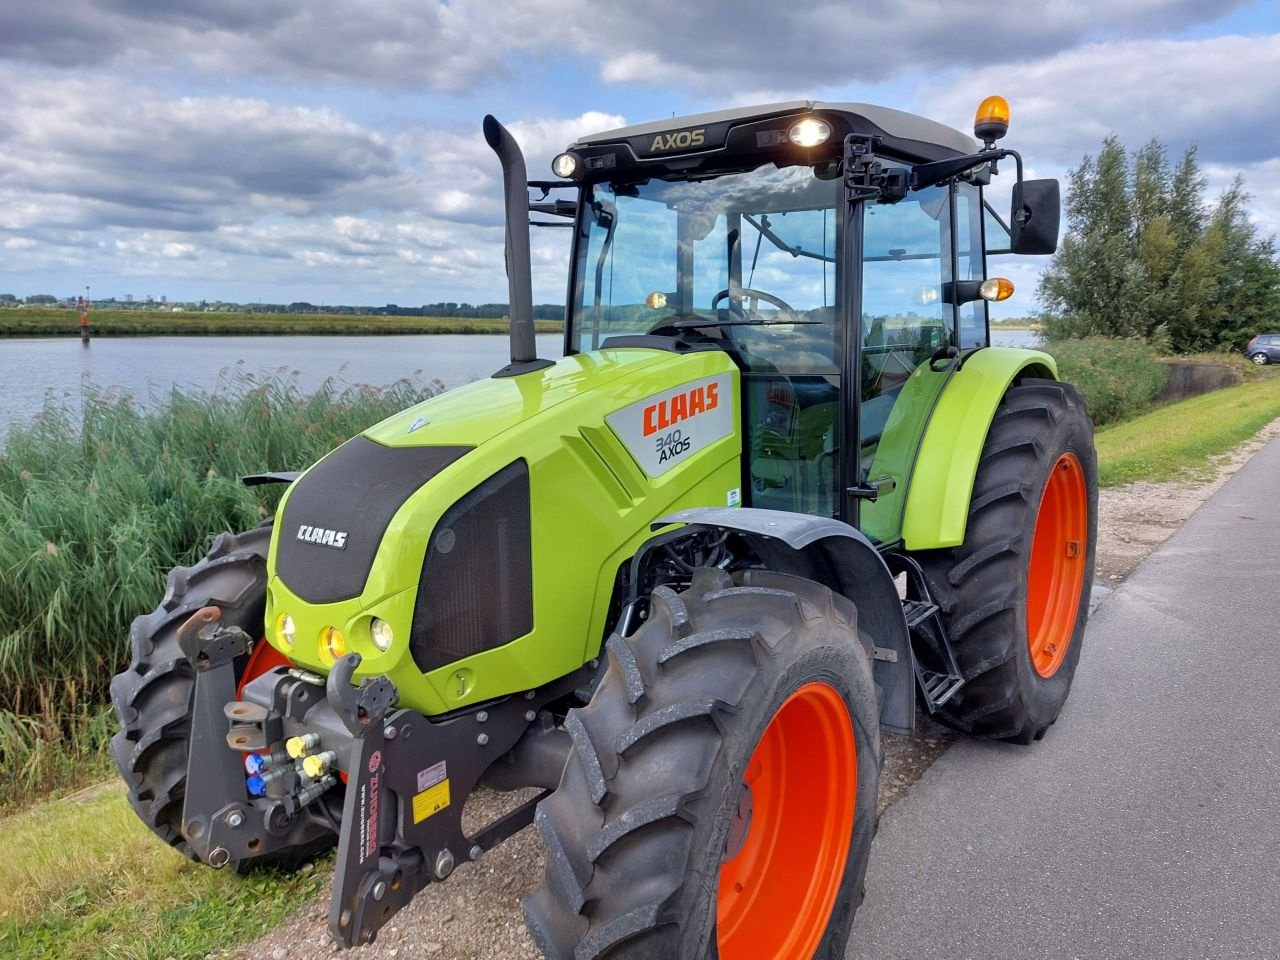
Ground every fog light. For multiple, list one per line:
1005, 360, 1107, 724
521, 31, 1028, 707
277, 613, 296, 648
370, 617, 394, 652
788, 118, 831, 148
320, 626, 346, 664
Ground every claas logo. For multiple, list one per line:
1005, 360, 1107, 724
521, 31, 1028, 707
643, 382, 719, 437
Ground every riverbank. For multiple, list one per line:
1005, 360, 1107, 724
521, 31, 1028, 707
0, 308, 564, 337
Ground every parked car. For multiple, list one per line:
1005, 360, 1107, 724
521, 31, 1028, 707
1244, 334, 1280, 364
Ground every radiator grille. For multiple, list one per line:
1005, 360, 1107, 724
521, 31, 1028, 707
409, 460, 533, 672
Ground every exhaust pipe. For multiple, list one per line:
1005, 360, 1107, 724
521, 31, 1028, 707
484, 115, 553, 378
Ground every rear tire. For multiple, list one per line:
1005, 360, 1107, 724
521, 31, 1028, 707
917, 378, 1097, 743
1251, 352, 1269, 365
524, 568, 880, 960
110, 524, 330, 868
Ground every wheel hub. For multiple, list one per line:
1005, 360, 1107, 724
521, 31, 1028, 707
722, 780, 754, 863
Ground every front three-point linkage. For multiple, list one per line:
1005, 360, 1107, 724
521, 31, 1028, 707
327, 657, 595, 948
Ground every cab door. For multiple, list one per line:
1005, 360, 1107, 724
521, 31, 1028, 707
856, 179, 986, 544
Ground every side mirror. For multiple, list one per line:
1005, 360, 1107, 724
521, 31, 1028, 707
1010, 178, 1060, 255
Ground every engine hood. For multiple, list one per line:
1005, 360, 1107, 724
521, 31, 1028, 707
364, 348, 669, 449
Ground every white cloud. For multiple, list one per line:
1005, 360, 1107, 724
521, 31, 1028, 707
0, 1, 1247, 93
0, 69, 603, 303
1, 3, 1274, 307
924, 34, 1280, 167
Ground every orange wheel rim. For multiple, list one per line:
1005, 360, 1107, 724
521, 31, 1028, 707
717, 682, 856, 960
1027, 452, 1088, 678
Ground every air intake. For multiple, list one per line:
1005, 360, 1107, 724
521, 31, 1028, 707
409, 460, 534, 672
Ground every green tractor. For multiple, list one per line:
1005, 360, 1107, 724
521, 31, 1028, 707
110, 95, 1096, 959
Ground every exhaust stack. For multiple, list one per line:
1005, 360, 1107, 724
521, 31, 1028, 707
483, 115, 553, 378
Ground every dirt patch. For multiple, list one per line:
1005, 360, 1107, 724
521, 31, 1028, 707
224, 724, 960, 960
230, 419, 1280, 960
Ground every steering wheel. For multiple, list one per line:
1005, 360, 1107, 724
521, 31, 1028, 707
711, 287, 803, 324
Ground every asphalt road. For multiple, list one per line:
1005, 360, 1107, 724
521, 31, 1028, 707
848, 435, 1280, 960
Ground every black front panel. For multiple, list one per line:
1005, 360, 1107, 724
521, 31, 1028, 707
409, 460, 533, 673
275, 437, 471, 604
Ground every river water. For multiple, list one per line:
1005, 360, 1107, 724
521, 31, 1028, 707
0, 329, 1040, 432
0, 334, 566, 431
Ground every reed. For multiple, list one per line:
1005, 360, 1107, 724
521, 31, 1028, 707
0, 369, 440, 808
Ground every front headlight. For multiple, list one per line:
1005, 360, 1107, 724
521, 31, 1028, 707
277, 613, 296, 648
320, 626, 346, 664
370, 617, 394, 652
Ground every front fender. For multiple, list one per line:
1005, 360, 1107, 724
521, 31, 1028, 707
658, 507, 915, 735
901, 347, 1057, 550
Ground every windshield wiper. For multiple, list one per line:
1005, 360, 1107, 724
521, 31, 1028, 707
742, 213, 835, 264
667, 316, 822, 329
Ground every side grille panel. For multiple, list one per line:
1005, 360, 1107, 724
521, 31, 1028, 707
275, 437, 471, 604
409, 460, 533, 673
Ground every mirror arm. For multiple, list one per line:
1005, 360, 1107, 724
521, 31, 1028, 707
911, 148, 1023, 191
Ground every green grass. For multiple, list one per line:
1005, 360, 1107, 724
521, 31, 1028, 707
0, 308, 563, 337
1041, 336, 1170, 426
1095, 376, 1280, 485
0, 371, 441, 809
0, 785, 330, 959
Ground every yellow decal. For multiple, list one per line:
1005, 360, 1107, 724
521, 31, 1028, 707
412, 778, 451, 823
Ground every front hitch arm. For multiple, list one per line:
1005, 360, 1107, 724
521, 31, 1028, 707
327, 664, 595, 948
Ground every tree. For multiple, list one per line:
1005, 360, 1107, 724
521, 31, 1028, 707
1038, 137, 1280, 352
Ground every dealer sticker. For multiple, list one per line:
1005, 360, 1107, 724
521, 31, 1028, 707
417, 760, 447, 792
605, 374, 735, 478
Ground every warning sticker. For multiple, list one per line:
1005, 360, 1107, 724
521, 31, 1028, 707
605, 373, 735, 478
412, 779, 451, 823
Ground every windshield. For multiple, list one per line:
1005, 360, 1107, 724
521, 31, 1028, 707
568, 164, 841, 372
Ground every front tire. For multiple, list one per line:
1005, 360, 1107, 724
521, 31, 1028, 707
917, 378, 1098, 743
524, 568, 880, 960
109, 524, 331, 868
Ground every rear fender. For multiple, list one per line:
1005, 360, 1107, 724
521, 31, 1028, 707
656, 507, 914, 735
902, 348, 1057, 550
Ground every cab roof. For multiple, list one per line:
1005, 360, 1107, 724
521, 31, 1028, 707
572, 100, 976, 162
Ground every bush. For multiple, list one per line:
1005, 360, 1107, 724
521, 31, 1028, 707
1042, 336, 1170, 426
0, 370, 440, 807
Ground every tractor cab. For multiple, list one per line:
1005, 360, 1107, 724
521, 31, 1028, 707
524, 99, 1059, 546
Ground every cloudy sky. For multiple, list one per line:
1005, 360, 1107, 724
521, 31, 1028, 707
1, 0, 1278, 311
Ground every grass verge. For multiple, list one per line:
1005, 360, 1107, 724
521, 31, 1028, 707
1095, 376, 1280, 486
0, 785, 330, 960
0, 308, 563, 337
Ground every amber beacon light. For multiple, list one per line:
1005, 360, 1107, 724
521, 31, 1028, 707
973, 95, 1011, 146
